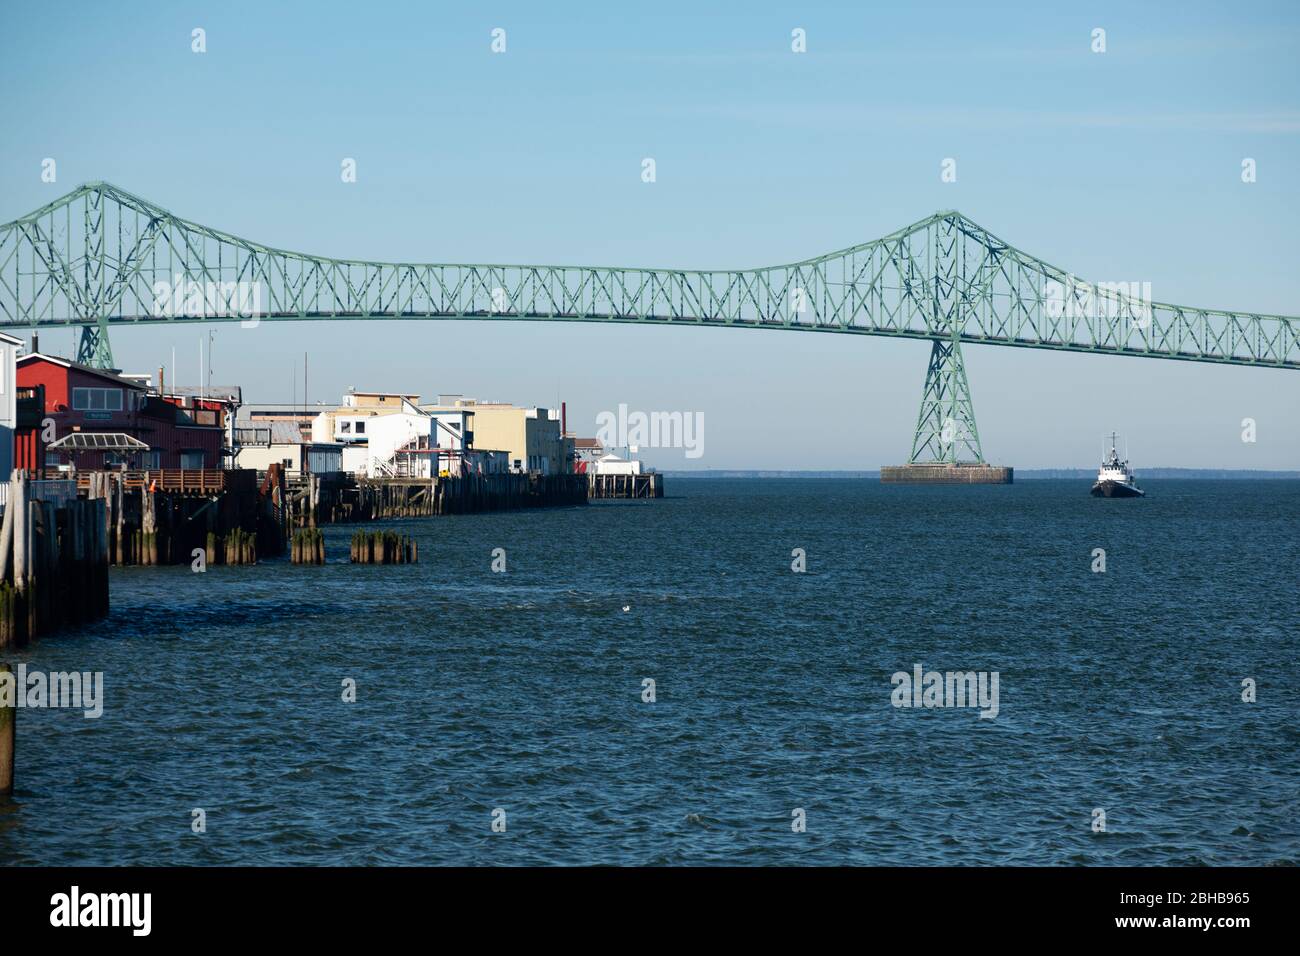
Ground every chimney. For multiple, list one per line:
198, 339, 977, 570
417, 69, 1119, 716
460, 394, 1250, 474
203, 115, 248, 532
31, 332, 38, 355
158, 365, 165, 396
561, 401, 567, 437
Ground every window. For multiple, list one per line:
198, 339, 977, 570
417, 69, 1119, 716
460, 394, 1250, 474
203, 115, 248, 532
72, 387, 124, 412
339, 421, 352, 434
142, 451, 161, 469
180, 451, 205, 469
355, 420, 366, 434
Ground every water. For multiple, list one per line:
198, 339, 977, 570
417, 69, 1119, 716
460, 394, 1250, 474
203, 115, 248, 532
2, 478, 1297, 866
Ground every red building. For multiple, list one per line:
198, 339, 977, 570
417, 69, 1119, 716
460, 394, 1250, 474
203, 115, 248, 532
16, 354, 224, 472
15, 384, 47, 474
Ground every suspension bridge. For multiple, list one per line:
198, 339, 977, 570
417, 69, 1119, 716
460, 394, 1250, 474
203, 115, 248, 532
2, 182, 1296, 471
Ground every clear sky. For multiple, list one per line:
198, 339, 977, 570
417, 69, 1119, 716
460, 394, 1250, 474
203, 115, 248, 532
2, 0, 1297, 469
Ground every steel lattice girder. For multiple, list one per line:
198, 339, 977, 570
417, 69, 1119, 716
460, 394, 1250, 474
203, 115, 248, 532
910, 216, 985, 464
910, 338, 984, 464
1, 182, 1297, 371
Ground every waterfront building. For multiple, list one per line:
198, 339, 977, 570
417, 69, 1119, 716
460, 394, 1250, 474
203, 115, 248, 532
311, 390, 422, 447
231, 420, 342, 475
17, 353, 225, 471
420, 398, 570, 474
362, 399, 506, 478
571, 437, 604, 473
156, 384, 243, 469
0, 331, 20, 477
590, 453, 645, 476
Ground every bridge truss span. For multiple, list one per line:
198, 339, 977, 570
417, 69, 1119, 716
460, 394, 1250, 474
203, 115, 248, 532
1, 182, 1296, 464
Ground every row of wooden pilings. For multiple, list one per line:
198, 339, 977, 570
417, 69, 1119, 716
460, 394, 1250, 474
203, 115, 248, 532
288, 473, 590, 525
88, 470, 279, 567
291, 529, 325, 565
1, 472, 113, 795
0, 472, 110, 650
208, 528, 258, 566
350, 531, 418, 564
588, 472, 665, 499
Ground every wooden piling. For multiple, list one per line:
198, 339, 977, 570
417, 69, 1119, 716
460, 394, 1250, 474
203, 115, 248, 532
291, 529, 325, 565
349, 529, 416, 564
0, 476, 14, 586
0, 662, 13, 796
27, 501, 44, 639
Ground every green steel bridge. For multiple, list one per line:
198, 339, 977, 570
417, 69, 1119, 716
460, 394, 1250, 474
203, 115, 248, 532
2, 181, 1297, 465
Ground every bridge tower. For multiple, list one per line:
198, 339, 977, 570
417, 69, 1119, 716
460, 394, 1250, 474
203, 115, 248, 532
908, 333, 983, 464
910, 215, 983, 464
75, 187, 115, 368
77, 322, 114, 369
883, 215, 1009, 482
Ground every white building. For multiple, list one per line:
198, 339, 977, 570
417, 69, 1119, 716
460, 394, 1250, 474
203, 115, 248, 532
590, 453, 644, 476
362, 399, 503, 478
341, 444, 370, 475
0, 332, 20, 478
313, 408, 374, 445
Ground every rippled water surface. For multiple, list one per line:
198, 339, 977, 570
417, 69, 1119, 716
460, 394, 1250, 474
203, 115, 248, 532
2, 478, 1297, 865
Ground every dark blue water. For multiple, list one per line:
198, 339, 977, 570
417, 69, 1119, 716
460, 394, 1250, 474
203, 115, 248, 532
2, 479, 1297, 865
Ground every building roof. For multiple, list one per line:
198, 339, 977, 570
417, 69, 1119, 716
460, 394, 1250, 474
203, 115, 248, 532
165, 385, 243, 404
236, 405, 321, 423
0, 331, 22, 346
17, 353, 148, 389
47, 432, 151, 451
268, 420, 313, 444
573, 437, 603, 449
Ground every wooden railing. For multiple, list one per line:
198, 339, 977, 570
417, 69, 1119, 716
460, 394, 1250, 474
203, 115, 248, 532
0, 479, 79, 509
75, 469, 258, 495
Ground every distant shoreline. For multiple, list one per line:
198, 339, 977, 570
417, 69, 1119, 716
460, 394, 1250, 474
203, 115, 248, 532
660, 469, 1300, 480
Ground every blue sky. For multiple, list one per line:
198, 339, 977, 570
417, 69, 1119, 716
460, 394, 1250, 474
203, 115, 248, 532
2, 0, 1297, 468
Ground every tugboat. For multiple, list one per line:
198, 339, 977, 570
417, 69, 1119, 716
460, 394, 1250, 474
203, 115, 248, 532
1091, 433, 1144, 498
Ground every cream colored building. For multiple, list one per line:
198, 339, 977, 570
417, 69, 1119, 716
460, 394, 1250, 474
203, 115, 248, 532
312, 390, 422, 446
233, 421, 343, 475
420, 398, 569, 474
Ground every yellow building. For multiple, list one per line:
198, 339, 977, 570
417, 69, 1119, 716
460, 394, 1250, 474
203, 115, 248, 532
345, 391, 421, 410
421, 398, 570, 474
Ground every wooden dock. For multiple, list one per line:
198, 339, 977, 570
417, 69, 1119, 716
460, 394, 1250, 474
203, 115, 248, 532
588, 473, 664, 499
70, 468, 286, 567
0, 473, 110, 648
287, 472, 588, 525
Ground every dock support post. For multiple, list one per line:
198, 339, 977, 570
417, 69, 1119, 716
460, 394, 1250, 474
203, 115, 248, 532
0, 474, 15, 585
0, 662, 13, 796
